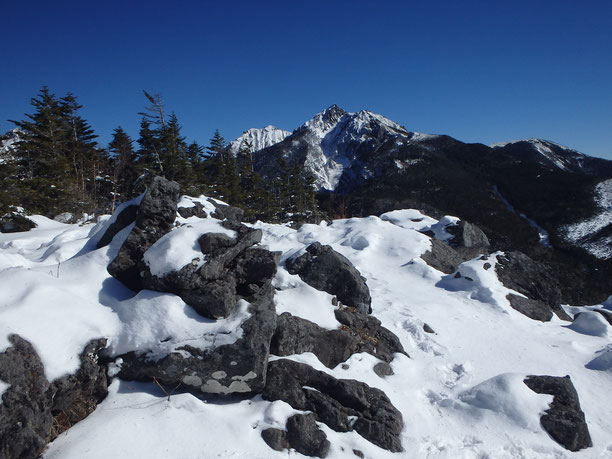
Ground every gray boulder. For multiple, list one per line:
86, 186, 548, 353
0, 335, 51, 459
0, 336, 109, 459
271, 309, 406, 369
447, 220, 490, 258
496, 252, 571, 321
286, 242, 372, 314
262, 359, 403, 452
262, 413, 330, 458
421, 238, 464, 274
108, 177, 180, 291
177, 201, 208, 219
524, 375, 592, 451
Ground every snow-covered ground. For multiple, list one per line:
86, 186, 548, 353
1, 203, 611, 458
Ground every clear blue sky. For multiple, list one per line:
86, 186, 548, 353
1, 0, 611, 159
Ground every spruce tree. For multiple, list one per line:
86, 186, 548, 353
109, 127, 138, 208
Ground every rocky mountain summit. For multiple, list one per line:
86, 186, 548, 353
1, 176, 608, 458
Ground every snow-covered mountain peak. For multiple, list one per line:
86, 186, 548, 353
228, 125, 291, 155
298, 104, 347, 138
0, 128, 23, 154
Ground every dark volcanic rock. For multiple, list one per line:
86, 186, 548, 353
0, 214, 37, 233
0, 335, 51, 459
286, 242, 372, 314
261, 413, 330, 457
108, 177, 180, 291
177, 201, 207, 219
208, 199, 244, 222
261, 428, 290, 451
447, 220, 490, 258
141, 225, 265, 320
96, 204, 138, 249
263, 359, 403, 452
286, 413, 330, 457
118, 284, 277, 396
47, 339, 109, 440
271, 309, 406, 368
0, 336, 109, 459
421, 238, 464, 274
506, 294, 554, 322
524, 375, 592, 451
496, 252, 571, 321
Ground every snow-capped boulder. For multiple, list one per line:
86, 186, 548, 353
271, 308, 406, 369
107, 176, 180, 290
261, 413, 330, 458
262, 358, 403, 452
524, 375, 592, 452
286, 242, 372, 314
117, 284, 277, 396
495, 251, 571, 321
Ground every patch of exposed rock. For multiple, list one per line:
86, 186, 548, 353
496, 252, 571, 321
263, 359, 403, 452
421, 220, 490, 274
0, 335, 108, 459
286, 242, 372, 314
96, 204, 138, 248
524, 375, 592, 451
261, 413, 330, 458
271, 308, 406, 369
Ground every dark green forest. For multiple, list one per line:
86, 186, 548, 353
0, 87, 320, 225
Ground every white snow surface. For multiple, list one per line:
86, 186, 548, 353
0, 380, 9, 403
0, 197, 611, 457
228, 125, 291, 155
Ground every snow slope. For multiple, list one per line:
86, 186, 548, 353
562, 178, 612, 259
1, 203, 611, 458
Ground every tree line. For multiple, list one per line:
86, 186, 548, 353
0, 87, 320, 223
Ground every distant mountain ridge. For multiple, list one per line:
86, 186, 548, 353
236, 105, 612, 302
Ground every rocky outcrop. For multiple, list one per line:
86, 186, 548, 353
421, 238, 464, 274
0, 214, 36, 233
117, 284, 277, 396
177, 201, 207, 219
107, 177, 180, 291
0, 335, 109, 459
141, 224, 266, 320
0, 335, 51, 459
261, 413, 330, 458
447, 220, 490, 259
47, 339, 109, 441
286, 242, 372, 314
496, 252, 571, 321
524, 375, 592, 451
263, 359, 403, 452
96, 204, 138, 248
271, 308, 406, 369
